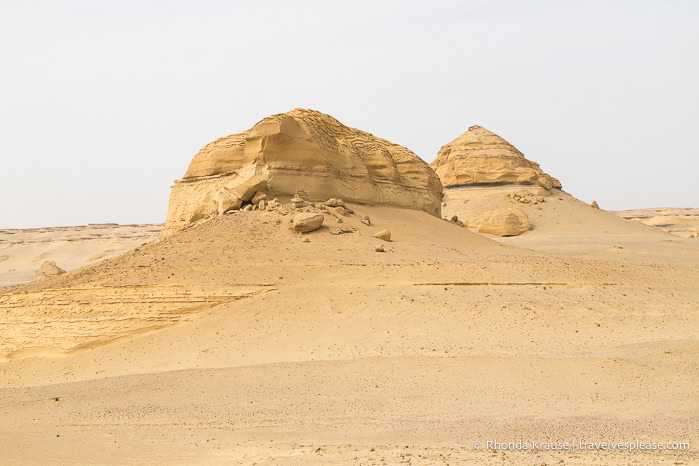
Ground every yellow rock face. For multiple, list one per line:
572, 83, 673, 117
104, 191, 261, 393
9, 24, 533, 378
165, 109, 443, 231
430, 126, 561, 190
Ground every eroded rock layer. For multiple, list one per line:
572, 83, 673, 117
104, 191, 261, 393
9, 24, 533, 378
430, 125, 561, 190
165, 109, 442, 231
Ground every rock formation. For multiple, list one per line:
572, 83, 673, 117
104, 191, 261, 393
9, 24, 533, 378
430, 125, 561, 190
165, 109, 443, 231
467, 208, 530, 236
35, 260, 66, 278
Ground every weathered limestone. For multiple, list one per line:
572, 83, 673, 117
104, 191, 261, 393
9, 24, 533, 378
165, 109, 443, 232
431, 125, 561, 190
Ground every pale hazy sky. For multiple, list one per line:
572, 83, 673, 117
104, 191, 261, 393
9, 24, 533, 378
1, 0, 697, 228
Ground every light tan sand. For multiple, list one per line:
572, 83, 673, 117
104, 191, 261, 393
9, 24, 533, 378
1, 204, 697, 465
616, 207, 699, 238
0, 223, 162, 287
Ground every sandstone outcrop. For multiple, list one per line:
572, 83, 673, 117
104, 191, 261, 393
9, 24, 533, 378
467, 208, 530, 236
431, 126, 561, 190
165, 109, 443, 231
35, 260, 66, 278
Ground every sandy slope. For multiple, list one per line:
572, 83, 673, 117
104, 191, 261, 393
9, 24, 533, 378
0, 224, 162, 287
1, 205, 698, 465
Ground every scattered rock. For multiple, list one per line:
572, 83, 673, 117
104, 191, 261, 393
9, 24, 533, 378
328, 225, 356, 235
375, 245, 385, 252
591, 201, 600, 209
214, 187, 242, 215
361, 216, 371, 226
301, 237, 310, 243
258, 200, 266, 211
251, 191, 268, 204
290, 193, 307, 209
36, 260, 66, 278
449, 215, 464, 226
243, 204, 253, 212
468, 208, 529, 237
324, 198, 345, 208
373, 229, 391, 241
293, 213, 324, 233
295, 188, 311, 201
267, 198, 280, 209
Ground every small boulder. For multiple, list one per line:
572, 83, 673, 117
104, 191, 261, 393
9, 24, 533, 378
214, 187, 242, 215
232, 175, 267, 202
324, 198, 345, 208
293, 213, 324, 233
361, 216, 371, 226
251, 191, 268, 204
468, 208, 529, 237
36, 260, 66, 278
375, 245, 385, 252
258, 200, 266, 210
290, 195, 307, 209
295, 188, 311, 201
591, 201, 600, 209
243, 204, 253, 212
373, 229, 391, 241
328, 225, 356, 235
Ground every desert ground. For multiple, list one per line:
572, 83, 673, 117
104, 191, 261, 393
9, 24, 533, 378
615, 208, 699, 238
1, 201, 697, 465
1, 111, 697, 465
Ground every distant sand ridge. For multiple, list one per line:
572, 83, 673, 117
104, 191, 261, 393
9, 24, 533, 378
0, 224, 162, 287
616, 207, 699, 238
165, 108, 443, 231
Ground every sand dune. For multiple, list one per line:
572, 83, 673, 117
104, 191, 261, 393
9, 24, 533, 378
1, 203, 697, 465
